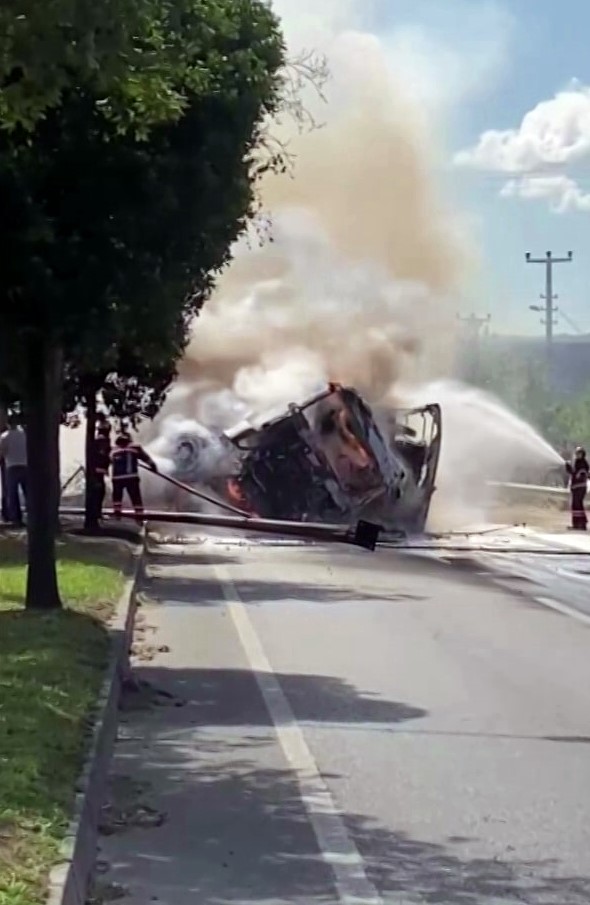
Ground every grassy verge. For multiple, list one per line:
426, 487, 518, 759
0, 536, 131, 905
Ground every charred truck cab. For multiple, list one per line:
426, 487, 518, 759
221, 383, 441, 533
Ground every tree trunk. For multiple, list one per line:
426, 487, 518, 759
84, 386, 98, 532
55, 410, 62, 537
0, 402, 7, 522
24, 339, 63, 611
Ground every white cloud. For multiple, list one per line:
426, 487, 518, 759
500, 175, 590, 213
455, 83, 590, 173
454, 82, 590, 212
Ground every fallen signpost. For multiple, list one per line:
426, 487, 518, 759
57, 507, 384, 551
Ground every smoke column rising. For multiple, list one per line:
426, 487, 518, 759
61, 1, 564, 529
150, 3, 469, 434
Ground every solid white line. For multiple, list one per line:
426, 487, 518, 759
534, 595, 590, 627
214, 564, 384, 905
555, 567, 590, 582
517, 527, 590, 553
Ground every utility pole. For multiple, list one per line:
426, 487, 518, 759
457, 313, 491, 382
458, 313, 491, 338
525, 250, 573, 351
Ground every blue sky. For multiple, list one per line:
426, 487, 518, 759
368, 0, 590, 335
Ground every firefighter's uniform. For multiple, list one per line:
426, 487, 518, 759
110, 434, 157, 522
566, 447, 589, 531
90, 425, 111, 522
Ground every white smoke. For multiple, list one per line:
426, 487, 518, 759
399, 380, 564, 528
139, 1, 560, 529
145, 5, 471, 450
60, 2, 561, 530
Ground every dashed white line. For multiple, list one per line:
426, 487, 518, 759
473, 551, 590, 627
214, 563, 383, 905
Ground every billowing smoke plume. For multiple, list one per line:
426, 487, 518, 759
139, 1, 562, 526
61, 1, 563, 529
146, 9, 468, 445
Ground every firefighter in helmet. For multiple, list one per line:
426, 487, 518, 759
566, 446, 589, 531
90, 421, 112, 523
110, 431, 158, 523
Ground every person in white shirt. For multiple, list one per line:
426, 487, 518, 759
0, 416, 27, 525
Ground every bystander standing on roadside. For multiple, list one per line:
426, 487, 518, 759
0, 415, 27, 526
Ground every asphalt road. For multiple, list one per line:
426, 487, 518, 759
96, 532, 590, 905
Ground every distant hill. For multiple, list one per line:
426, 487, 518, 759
456, 333, 590, 397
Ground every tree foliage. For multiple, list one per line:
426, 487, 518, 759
468, 342, 590, 452
0, 0, 285, 344
0, 0, 286, 609
0, 0, 284, 135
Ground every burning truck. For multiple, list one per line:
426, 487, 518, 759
162, 383, 441, 534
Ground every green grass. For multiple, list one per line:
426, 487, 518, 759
0, 537, 130, 905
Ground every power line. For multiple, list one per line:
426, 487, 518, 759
558, 308, 584, 335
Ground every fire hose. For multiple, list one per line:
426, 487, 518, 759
56, 498, 590, 554
60, 464, 85, 495
57, 469, 590, 555
58, 463, 382, 550
141, 463, 251, 517
137, 468, 590, 554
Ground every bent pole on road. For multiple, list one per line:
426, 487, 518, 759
58, 506, 382, 550
139, 462, 251, 517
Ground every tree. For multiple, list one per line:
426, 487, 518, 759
0, 0, 286, 609
550, 388, 590, 451
470, 341, 590, 452
63, 306, 189, 530
0, 0, 206, 134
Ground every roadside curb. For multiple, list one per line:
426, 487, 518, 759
46, 531, 147, 905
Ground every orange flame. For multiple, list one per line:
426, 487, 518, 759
226, 477, 258, 517
336, 409, 371, 468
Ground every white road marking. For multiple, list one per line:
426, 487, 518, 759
519, 528, 590, 553
555, 567, 590, 582
534, 596, 590, 627
398, 548, 453, 565
214, 564, 384, 905
200, 535, 310, 549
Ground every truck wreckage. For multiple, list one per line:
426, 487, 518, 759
168, 383, 442, 535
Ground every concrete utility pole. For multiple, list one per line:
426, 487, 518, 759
458, 313, 491, 338
457, 313, 491, 382
525, 250, 573, 351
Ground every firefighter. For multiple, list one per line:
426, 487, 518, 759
96, 412, 111, 438
566, 446, 589, 531
89, 423, 112, 523
110, 432, 158, 523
